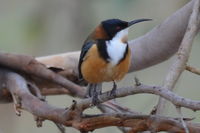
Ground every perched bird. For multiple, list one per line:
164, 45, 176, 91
78, 18, 151, 104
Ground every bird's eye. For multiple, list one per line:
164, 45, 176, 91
116, 26, 121, 30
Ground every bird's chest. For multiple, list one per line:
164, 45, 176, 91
81, 44, 131, 83
106, 39, 127, 65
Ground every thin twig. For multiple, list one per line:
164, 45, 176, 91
176, 107, 189, 133
186, 65, 200, 75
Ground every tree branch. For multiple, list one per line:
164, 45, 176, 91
0, 53, 86, 98
2, 68, 200, 132
76, 84, 200, 111
78, 113, 200, 133
156, 0, 200, 115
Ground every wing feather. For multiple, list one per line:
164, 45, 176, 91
78, 41, 95, 79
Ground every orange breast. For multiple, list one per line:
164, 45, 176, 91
81, 44, 131, 83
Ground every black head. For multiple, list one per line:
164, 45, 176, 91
101, 18, 152, 39
101, 19, 127, 39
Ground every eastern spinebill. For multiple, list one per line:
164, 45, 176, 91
78, 18, 151, 104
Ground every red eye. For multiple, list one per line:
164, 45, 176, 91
116, 26, 121, 30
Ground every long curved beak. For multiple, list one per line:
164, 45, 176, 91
128, 18, 152, 27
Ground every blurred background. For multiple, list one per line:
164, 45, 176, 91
0, 0, 200, 133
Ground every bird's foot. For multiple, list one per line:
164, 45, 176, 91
91, 92, 101, 106
110, 81, 117, 97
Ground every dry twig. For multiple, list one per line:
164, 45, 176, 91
186, 65, 200, 75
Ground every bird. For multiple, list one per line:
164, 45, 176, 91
78, 18, 151, 104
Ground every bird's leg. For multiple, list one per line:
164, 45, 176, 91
95, 83, 102, 95
110, 81, 117, 97
93, 83, 102, 105
87, 83, 102, 105
87, 83, 94, 98
92, 85, 99, 106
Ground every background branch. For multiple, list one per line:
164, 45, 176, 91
156, 0, 200, 115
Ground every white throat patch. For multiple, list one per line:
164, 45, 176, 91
106, 29, 128, 65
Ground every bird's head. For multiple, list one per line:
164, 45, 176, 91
92, 18, 151, 42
